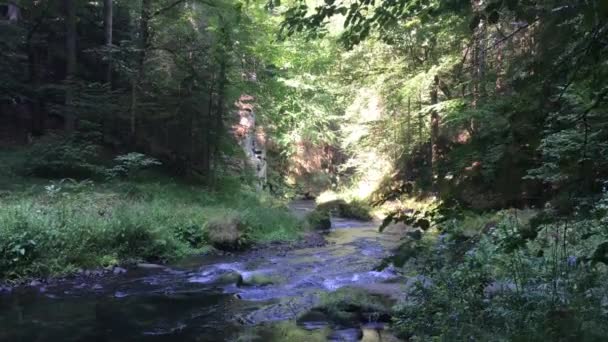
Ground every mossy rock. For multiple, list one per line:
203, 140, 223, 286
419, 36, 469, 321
238, 273, 283, 287
316, 199, 372, 221
205, 210, 249, 251
313, 287, 393, 326
316, 199, 348, 212
215, 271, 243, 285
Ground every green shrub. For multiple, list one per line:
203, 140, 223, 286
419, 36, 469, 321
0, 178, 305, 280
392, 205, 608, 341
305, 208, 332, 230
105, 152, 161, 179
316, 198, 373, 221
337, 199, 373, 221
22, 134, 103, 178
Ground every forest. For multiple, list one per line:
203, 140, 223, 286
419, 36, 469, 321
0, 0, 607, 341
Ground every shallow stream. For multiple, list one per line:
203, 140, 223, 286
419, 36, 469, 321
0, 201, 406, 341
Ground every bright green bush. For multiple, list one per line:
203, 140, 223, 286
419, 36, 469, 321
105, 152, 162, 179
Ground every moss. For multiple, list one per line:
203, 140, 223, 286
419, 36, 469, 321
205, 210, 249, 251
313, 287, 393, 326
337, 199, 373, 221
238, 321, 329, 342
215, 272, 243, 285
238, 273, 284, 287
306, 209, 332, 230
316, 199, 372, 221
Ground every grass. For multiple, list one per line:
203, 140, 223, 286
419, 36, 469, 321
0, 177, 305, 280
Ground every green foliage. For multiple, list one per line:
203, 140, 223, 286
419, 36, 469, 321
0, 178, 304, 280
305, 208, 332, 230
21, 134, 103, 179
392, 199, 608, 341
336, 199, 373, 221
317, 198, 373, 221
105, 152, 162, 179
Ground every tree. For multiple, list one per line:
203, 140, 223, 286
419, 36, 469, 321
103, 0, 113, 84
64, 0, 77, 131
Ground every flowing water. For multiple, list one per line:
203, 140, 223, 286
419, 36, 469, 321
0, 201, 406, 341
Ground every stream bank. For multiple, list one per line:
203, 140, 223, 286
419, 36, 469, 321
0, 201, 407, 341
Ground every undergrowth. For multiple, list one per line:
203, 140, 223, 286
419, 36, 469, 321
387, 193, 608, 341
0, 178, 303, 280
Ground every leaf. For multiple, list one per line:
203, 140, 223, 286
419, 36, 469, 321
469, 14, 481, 31
379, 212, 396, 232
414, 218, 430, 231
488, 11, 499, 24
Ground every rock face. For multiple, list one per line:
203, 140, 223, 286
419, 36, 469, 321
232, 95, 267, 190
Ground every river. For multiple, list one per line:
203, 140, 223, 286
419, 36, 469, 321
0, 201, 406, 341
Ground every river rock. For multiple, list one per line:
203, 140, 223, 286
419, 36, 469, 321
206, 214, 248, 251
137, 263, 167, 270
113, 266, 127, 275
361, 328, 382, 342
215, 271, 243, 286
29, 280, 42, 287
237, 273, 283, 287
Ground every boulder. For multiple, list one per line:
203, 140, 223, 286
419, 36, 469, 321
205, 212, 249, 251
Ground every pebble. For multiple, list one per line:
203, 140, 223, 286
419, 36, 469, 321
114, 291, 128, 298
137, 263, 166, 269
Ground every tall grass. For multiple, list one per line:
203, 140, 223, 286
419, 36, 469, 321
0, 179, 304, 280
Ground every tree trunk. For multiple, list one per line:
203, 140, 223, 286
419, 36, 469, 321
201, 80, 215, 178
406, 97, 411, 152
28, 43, 45, 136
103, 0, 113, 85
430, 75, 440, 193
64, 0, 77, 132
26, 8, 46, 137
417, 90, 423, 141
131, 0, 151, 146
